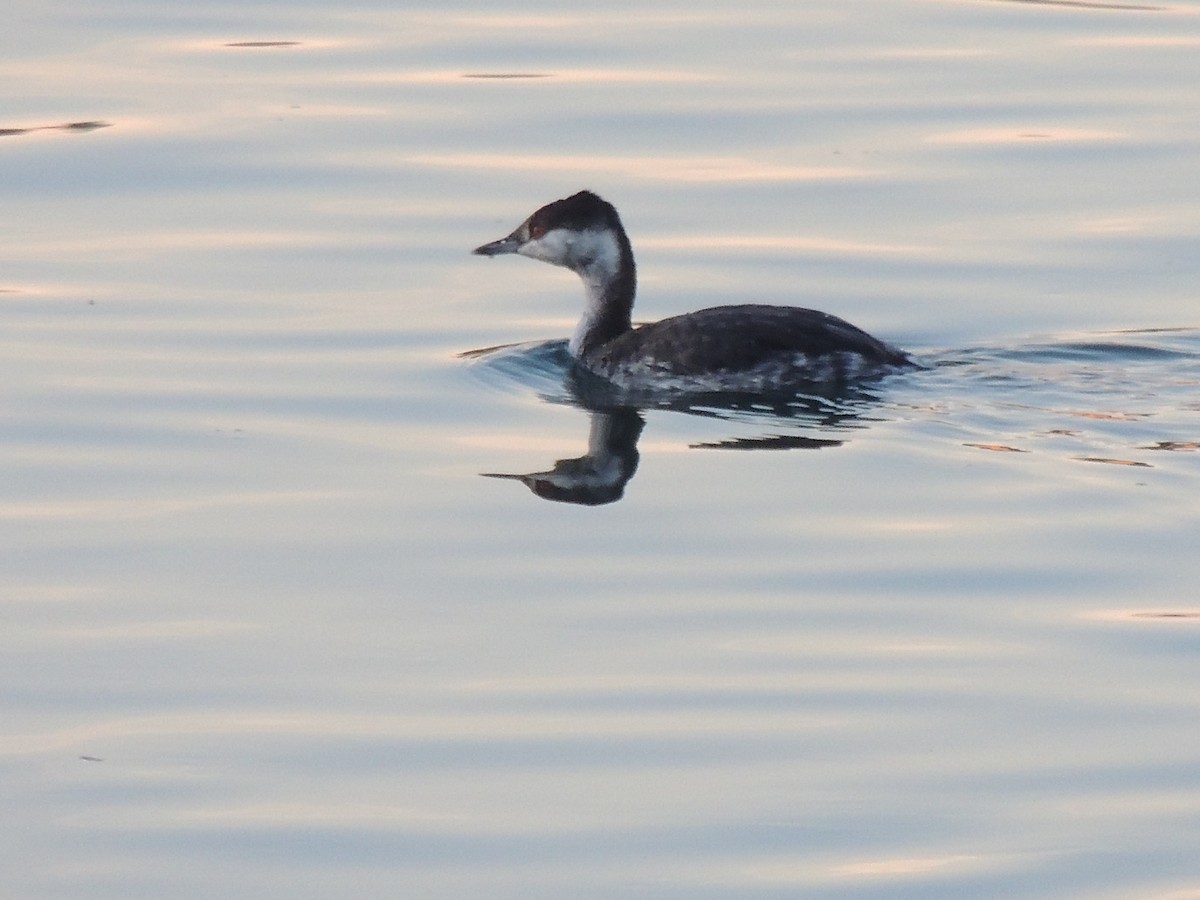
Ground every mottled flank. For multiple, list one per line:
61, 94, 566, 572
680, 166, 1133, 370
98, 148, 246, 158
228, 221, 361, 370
601, 347, 905, 393
586, 304, 911, 391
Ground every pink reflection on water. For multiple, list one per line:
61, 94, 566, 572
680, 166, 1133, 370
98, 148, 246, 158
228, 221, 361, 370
402, 151, 869, 183
927, 127, 1124, 145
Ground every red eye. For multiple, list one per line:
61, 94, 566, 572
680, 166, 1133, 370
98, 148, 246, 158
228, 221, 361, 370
529, 223, 545, 239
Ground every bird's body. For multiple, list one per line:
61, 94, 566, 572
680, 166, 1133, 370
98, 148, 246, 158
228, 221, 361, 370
474, 190, 911, 391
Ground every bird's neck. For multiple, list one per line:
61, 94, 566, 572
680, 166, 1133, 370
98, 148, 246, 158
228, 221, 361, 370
568, 230, 636, 359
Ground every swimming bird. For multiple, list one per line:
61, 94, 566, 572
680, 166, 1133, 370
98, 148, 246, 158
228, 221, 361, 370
474, 190, 911, 391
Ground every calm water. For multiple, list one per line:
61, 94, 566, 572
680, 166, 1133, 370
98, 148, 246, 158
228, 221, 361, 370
3, 1, 1200, 897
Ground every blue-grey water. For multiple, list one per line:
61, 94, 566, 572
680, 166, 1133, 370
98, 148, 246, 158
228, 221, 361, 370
3, 2, 1199, 898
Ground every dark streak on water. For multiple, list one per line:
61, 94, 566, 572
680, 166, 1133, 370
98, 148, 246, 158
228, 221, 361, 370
0, 120, 110, 137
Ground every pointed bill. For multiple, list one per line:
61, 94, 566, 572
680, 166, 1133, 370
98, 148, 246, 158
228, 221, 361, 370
473, 231, 522, 256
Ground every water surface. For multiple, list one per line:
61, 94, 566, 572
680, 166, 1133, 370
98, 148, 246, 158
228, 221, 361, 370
3, 1, 1199, 898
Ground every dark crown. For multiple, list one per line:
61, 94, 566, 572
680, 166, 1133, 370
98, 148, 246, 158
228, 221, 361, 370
528, 190, 622, 234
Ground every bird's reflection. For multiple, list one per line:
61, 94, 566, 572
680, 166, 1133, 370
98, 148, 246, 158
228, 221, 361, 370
482, 407, 645, 506
472, 342, 888, 505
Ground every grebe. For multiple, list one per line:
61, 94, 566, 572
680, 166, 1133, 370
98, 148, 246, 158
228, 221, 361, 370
474, 190, 912, 391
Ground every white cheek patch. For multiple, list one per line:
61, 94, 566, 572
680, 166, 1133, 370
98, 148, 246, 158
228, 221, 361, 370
518, 229, 576, 267
518, 228, 621, 276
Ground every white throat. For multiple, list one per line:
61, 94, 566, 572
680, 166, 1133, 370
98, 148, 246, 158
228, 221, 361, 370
569, 272, 610, 358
